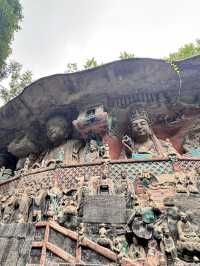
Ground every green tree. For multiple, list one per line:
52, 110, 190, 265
119, 51, 134, 60
167, 39, 200, 61
65, 63, 78, 73
0, 61, 32, 103
0, 0, 23, 78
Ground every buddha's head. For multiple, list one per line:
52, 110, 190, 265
130, 111, 151, 141
46, 115, 71, 145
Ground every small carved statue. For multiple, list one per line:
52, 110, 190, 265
97, 223, 113, 249
17, 188, 32, 223
147, 240, 166, 266
139, 170, 158, 189
83, 139, 101, 163
175, 172, 187, 193
175, 171, 199, 195
102, 143, 110, 160
153, 211, 168, 241
113, 237, 128, 263
160, 227, 177, 263
63, 199, 77, 215
77, 223, 85, 246
128, 236, 146, 261
117, 170, 134, 198
47, 181, 63, 220
22, 156, 31, 174
177, 212, 200, 252
32, 184, 47, 222
185, 170, 199, 194
98, 164, 113, 195
1, 190, 17, 223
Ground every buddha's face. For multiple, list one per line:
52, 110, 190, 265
46, 116, 70, 144
131, 118, 151, 138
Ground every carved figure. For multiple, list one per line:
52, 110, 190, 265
83, 139, 100, 163
117, 171, 134, 200
177, 212, 200, 252
42, 115, 83, 166
1, 190, 17, 223
153, 211, 168, 241
102, 143, 110, 160
185, 170, 199, 194
113, 237, 128, 263
175, 171, 199, 195
47, 180, 63, 220
127, 200, 157, 239
160, 227, 177, 262
64, 199, 77, 215
122, 110, 178, 158
98, 165, 114, 195
17, 188, 32, 223
175, 172, 187, 193
147, 240, 166, 266
97, 223, 112, 249
77, 223, 85, 246
32, 184, 47, 222
139, 170, 158, 189
128, 236, 146, 261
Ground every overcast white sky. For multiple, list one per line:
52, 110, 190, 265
6, 0, 200, 80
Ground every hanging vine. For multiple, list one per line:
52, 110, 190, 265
165, 58, 182, 97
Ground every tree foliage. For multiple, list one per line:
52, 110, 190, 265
66, 63, 78, 73
0, 0, 23, 78
83, 57, 100, 70
119, 51, 134, 60
66, 58, 103, 73
167, 39, 200, 61
0, 61, 32, 103
65, 52, 135, 73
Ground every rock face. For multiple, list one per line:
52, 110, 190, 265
1, 56, 200, 152
0, 57, 200, 265
0, 223, 35, 266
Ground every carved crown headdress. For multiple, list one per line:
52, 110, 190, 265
130, 110, 151, 124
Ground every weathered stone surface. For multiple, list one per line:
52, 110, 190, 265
0, 223, 35, 266
83, 195, 126, 223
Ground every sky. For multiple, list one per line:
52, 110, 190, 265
5, 0, 200, 80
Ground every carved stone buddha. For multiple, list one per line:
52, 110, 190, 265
177, 212, 200, 252
122, 111, 178, 159
41, 115, 83, 166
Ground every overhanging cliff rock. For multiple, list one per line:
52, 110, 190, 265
0, 56, 200, 151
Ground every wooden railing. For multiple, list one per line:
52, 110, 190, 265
28, 221, 137, 266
